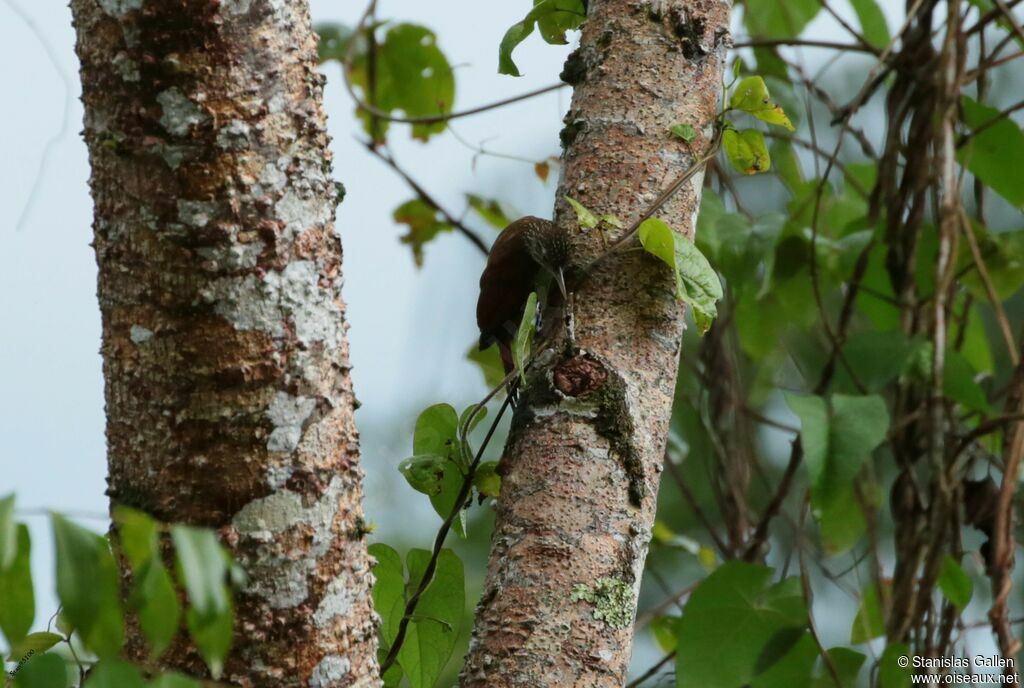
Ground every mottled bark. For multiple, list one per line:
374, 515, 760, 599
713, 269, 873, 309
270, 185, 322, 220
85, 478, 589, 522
71, 1, 379, 686
460, 1, 731, 686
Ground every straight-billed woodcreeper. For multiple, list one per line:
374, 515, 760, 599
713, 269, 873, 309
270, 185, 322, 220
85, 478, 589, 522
476, 216, 572, 374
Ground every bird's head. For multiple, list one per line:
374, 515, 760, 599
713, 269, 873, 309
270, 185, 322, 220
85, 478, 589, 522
522, 217, 572, 298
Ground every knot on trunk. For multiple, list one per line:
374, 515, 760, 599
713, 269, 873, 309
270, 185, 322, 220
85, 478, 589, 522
553, 353, 608, 397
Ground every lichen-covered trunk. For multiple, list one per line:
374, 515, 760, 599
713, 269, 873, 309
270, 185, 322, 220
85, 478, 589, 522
71, 1, 379, 686
460, 1, 731, 686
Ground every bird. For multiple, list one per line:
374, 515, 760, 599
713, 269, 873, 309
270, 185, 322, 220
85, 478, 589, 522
476, 216, 572, 375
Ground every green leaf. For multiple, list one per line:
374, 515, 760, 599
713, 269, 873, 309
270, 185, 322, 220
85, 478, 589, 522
959, 97, 1024, 207
828, 395, 889, 503
399, 455, 449, 496
134, 559, 182, 658
0, 524, 34, 647
466, 194, 512, 230
817, 486, 867, 555
393, 199, 454, 268
171, 526, 232, 678
171, 527, 229, 618
369, 543, 406, 647
12, 652, 67, 688
6, 631, 63, 662
850, 583, 886, 643
723, 128, 771, 175
600, 213, 624, 229
314, 23, 356, 64
348, 23, 455, 141
407, 405, 468, 537
149, 673, 202, 688
398, 549, 464, 688
650, 616, 678, 653
184, 603, 232, 680
676, 562, 807, 688
671, 123, 697, 142
638, 218, 723, 333
937, 555, 973, 610
771, 140, 804, 191
879, 643, 913, 688
750, 633, 818, 688
849, 0, 891, 49
83, 659, 146, 688
0, 493, 15, 571
433, 468, 468, 539
729, 77, 795, 131
413, 404, 460, 458
512, 292, 539, 383
565, 196, 599, 229
786, 394, 889, 509
52, 515, 124, 658
459, 404, 489, 437
943, 350, 989, 413
498, 0, 587, 76
473, 461, 502, 498
467, 343, 506, 389
961, 306, 993, 374
840, 330, 918, 391
55, 611, 73, 638
113, 506, 158, 570
960, 226, 1024, 301
812, 647, 865, 688
744, 0, 821, 39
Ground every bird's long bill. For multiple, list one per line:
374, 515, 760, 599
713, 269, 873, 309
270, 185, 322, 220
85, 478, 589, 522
555, 267, 567, 300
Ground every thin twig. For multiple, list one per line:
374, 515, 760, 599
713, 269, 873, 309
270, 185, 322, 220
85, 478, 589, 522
380, 383, 516, 673
364, 143, 489, 256
624, 651, 676, 688
582, 128, 724, 274
958, 98, 1024, 146
958, 207, 1019, 366
733, 38, 877, 53
966, 0, 1024, 35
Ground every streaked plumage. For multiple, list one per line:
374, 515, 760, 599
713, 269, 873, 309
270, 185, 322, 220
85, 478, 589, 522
476, 216, 571, 373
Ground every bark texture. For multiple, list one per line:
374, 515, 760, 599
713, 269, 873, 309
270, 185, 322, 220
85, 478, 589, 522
71, 1, 379, 685
460, 1, 731, 685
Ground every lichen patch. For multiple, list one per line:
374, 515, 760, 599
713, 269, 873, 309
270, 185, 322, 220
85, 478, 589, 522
157, 88, 207, 137
570, 577, 635, 628
204, 260, 344, 349
308, 656, 351, 688
266, 391, 316, 452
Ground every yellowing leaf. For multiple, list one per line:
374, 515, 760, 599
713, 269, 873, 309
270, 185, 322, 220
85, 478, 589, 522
513, 292, 539, 383
724, 128, 772, 175
730, 76, 795, 131
393, 199, 454, 267
565, 196, 599, 229
671, 123, 697, 142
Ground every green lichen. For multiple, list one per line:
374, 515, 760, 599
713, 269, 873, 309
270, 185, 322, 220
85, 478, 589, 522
593, 375, 646, 506
571, 577, 634, 628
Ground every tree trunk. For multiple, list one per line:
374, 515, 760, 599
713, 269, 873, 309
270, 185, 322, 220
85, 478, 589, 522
460, 1, 731, 685
70, 1, 379, 685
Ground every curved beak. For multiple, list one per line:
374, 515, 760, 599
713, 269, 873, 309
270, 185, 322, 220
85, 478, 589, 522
555, 267, 567, 300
